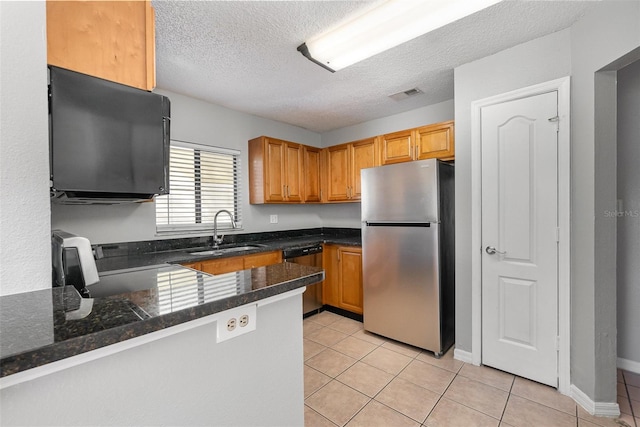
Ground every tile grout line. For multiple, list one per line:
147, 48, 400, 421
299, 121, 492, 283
622, 373, 639, 427
307, 315, 627, 427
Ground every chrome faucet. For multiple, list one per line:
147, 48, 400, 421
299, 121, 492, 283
213, 210, 236, 249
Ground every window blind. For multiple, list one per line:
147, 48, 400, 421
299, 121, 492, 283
156, 140, 242, 233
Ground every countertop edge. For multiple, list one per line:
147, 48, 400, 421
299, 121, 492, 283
0, 269, 323, 379
0, 287, 308, 390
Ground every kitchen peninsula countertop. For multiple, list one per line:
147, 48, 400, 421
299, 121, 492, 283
0, 262, 323, 378
0, 228, 362, 378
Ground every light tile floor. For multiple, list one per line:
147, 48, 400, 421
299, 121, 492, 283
303, 311, 640, 427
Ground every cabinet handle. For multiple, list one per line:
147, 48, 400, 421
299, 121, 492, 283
283, 185, 286, 198
287, 185, 290, 197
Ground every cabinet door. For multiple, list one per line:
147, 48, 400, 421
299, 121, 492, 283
284, 143, 303, 202
415, 121, 455, 160
322, 245, 340, 306
264, 138, 286, 202
243, 251, 282, 269
349, 138, 378, 201
303, 146, 322, 203
199, 257, 244, 275
380, 129, 414, 165
325, 144, 350, 202
338, 247, 363, 314
47, 0, 156, 91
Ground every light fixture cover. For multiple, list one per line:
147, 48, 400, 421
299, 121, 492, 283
299, 0, 502, 72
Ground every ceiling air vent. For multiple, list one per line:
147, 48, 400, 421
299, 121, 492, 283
389, 88, 423, 101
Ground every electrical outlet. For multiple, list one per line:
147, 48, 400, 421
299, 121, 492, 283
239, 314, 249, 327
216, 304, 257, 342
270, 214, 278, 224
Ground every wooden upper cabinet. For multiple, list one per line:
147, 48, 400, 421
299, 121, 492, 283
284, 143, 304, 202
249, 122, 452, 205
46, 0, 156, 91
325, 144, 350, 202
249, 136, 305, 204
303, 146, 322, 203
415, 121, 455, 160
380, 121, 455, 165
350, 138, 378, 200
325, 138, 377, 202
380, 129, 414, 165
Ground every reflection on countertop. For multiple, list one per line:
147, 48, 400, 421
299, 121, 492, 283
0, 262, 323, 378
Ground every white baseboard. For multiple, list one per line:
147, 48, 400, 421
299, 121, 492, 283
570, 384, 620, 417
454, 348, 474, 364
617, 357, 640, 374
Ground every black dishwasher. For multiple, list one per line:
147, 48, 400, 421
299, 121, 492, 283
283, 244, 323, 316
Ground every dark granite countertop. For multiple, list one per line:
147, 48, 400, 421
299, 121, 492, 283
0, 228, 359, 378
95, 228, 362, 272
0, 262, 323, 378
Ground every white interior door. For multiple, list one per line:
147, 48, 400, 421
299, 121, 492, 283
481, 91, 559, 387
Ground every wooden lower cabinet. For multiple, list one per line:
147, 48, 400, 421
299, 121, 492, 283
183, 250, 282, 275
243, 251, 282, 269
322, 245, 363, 315
199, 257, 244, 275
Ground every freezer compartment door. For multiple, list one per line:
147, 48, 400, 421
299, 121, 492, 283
361, 159, 439, 222
362, 223, 441, 352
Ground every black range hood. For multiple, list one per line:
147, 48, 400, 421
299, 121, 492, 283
48, 66, 171, 204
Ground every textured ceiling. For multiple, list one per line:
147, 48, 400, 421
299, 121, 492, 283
153, 1, 595, 133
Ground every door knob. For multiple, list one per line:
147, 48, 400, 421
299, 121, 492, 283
485, 246, 506, 255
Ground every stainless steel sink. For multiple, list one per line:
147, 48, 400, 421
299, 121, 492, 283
189, 245, 264, 256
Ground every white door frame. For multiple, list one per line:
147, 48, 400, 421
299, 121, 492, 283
470, 77, 571, 395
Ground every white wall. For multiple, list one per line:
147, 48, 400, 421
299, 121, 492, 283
454, 28, 572, 356
321, 99, 454, 147
52, 91, 454, 244
617, 59, 640, 369
569, 1, 639, 402
0, 293, 305, 426
454, 1, 640, 405
0, 1, 51, 297
51, 90, 326, 244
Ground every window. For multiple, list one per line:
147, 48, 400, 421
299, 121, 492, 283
156, 140, 242, 233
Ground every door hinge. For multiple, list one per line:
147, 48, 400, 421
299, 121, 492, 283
556, 336, 560, 351
556, 227, 560, 242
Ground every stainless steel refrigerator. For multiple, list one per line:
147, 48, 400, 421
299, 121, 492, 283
361, 159, 454, 357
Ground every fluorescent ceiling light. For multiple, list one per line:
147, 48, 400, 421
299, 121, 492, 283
298, 0, 502, 72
